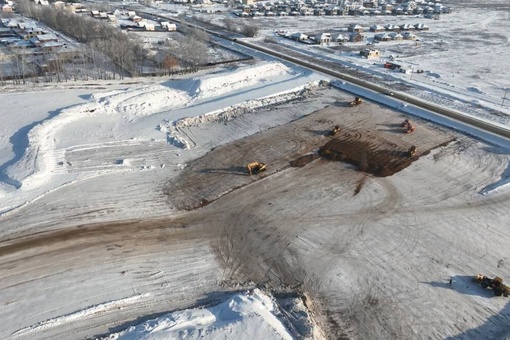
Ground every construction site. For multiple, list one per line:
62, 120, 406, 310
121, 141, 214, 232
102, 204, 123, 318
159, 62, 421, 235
1, 58, 510, 338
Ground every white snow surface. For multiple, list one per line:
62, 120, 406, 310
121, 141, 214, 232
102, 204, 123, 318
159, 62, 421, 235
106, 289, 293, 340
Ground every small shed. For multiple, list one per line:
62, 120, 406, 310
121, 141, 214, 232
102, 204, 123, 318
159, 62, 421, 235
161, 22, 177, 31
360, 48, 380, 59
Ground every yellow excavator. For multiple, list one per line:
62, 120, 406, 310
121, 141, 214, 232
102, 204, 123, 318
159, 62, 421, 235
330, 125, 341, 136
350, 97, 362, 107
247, 162, 267, 175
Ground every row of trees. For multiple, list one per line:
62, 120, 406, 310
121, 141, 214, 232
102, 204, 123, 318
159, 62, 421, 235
5, 1, 258, 83
15, 0, 143, 79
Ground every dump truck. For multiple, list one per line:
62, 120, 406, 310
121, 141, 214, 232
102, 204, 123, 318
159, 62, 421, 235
247, 162, 267, 175
475, 274, 510, 297
350, 97, 362, 107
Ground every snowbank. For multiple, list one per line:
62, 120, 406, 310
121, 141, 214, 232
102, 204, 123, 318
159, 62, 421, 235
174, 62, 292, 99
93, 85, 191, 119
105, 290, 294, 340
0, 62, 293, 194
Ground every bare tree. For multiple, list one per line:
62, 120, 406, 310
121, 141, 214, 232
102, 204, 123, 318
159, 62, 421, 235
241, 23, 259, 37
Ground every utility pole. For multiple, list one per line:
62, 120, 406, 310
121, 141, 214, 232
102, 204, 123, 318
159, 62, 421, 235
502, 87, 509, 107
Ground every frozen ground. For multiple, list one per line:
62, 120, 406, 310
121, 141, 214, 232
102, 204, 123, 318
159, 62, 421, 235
1, 1, 510, 339
104, 289, 316, 340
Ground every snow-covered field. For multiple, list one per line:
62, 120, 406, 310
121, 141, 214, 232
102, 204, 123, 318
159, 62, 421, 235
1, 1, 510, 339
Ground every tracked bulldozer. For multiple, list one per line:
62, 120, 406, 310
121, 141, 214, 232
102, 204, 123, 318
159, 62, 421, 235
475, 274, 510, 297
350, 97, 362, 107
247, 162, 267, 175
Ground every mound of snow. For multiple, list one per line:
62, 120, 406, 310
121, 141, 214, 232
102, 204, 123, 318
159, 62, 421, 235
171, 62, 292, 100
105, 289, 295, 340
97, 85, 190, 117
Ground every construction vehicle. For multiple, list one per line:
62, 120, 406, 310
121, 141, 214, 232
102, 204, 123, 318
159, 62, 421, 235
247, 162, 267, 175
401, 119, 415, 133
350, 97, 362, 107
474, 274, 510, 297
408, 145, 417, 157
330, 125, 341, 136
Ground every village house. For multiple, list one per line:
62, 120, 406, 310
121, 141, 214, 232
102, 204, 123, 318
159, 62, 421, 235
402, 31, 417, 40
414, 23, 429, 31
33, 33, 58, 44
374, 32, 392, 42
384, 23, 398, 31
334, 33, 348, 43
289, 32, 308, 41
314, 33, 331, 45
130, 15, 143, 23
348, 24, 364, 33
40, 41, 63, 52
0, 27, 15, 38
399, 23, 414, 31
370, 24, 385, 32
389, 32, 404, 41
21, 27, 45, 40
349, 32, 363, 43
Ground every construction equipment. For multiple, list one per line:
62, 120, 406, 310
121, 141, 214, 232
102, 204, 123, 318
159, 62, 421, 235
474, 274, 510, 297
408, 145, 417, 157
247, 162, 267, 175
401, 119, 415, 133
350, 97, 362, 107
330, 125, 341, 136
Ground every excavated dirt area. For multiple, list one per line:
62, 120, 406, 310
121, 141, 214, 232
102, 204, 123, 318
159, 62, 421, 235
166, 98, 455, 210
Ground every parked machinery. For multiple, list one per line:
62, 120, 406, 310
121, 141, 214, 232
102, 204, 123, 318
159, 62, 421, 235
247, 162, 267, 175
350, 97, 362, 107
401, 118, 416, 133
475, 274, 510, 297
330, 125, 341, 136
408, 145, 417, 157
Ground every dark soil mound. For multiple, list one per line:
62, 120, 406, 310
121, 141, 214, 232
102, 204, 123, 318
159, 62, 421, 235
319, 134, 417, 177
